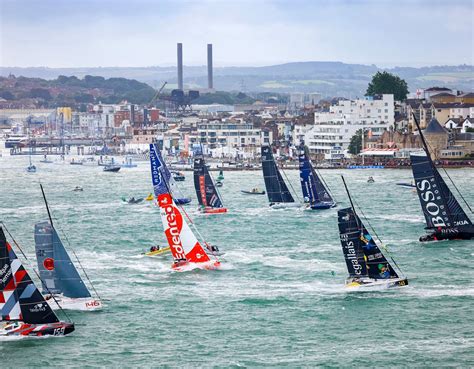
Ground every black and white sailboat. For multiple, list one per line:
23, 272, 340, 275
261, 144, 299, 208
298, 142, 336, 209
193, 155, 227, 214
0, 227, 74, 337
410, 114, 473, 242
337, 176, 408, 290
34, 184, 102, 310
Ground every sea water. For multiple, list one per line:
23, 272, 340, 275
0, 156, 473, 366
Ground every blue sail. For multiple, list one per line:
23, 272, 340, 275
150, 143, 191, 204
298, 145, 335, 209
34, 222, 91, 299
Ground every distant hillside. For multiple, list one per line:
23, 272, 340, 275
1, 62, 473, 97
0, 75, 155, 109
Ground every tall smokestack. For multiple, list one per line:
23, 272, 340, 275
207, 43, 213, 90
177, 43, 183, 90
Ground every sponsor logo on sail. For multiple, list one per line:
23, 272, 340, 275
29, 303, 47, 313
159, 194, 187, 260
0, 264, 12, 284
340, 233, 363, 275
416, 178, 449, 227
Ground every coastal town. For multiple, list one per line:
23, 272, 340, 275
1, 78, 473, 168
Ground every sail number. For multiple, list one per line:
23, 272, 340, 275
53, 327, 65, 336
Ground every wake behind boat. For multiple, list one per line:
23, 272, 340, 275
0, 227, 75, 337
149, 143, 222, 271
410, 114, 473, 242
337, 176, 408, 291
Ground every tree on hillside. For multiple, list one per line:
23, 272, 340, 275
366, 71, 408, 101
348, 129, 362, 155
29, 88, 52, 100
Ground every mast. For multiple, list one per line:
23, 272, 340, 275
341, 175, 360, 230
412, 112, 432, 162
40, 183, 54, 227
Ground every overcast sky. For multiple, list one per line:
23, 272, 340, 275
0, 0, 473, 68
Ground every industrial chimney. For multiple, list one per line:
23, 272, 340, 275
207, 44, 213, 90
177, 43, 183, 90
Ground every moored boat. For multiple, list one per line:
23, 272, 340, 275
103, 165, 121, 172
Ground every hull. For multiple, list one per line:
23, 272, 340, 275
419, 228, 474, 242
26, 165, 36, 173
47, 296, 103, 311
396, 182, 415, 188
104, 166, 121, 172
0, 321, 74, 337
172, 260, 221, 272
345, 278, 408, 291
308, 201, 336, 210
175, 198, 192, 205
145, 246, 171, 257
241, 190, 265, 195
201, 207, 228, 214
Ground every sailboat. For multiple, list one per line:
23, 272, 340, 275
337, 176, 408, 290
34, 184, 102, 311
149, 143, 221, 271
410, 114, 473, 242
147, 148, 191, 205
26, 124, 36, 173
298, 143, 336, 209
193, 155, 227, 214
0, 227, 75, 336
261, 144, 299, 208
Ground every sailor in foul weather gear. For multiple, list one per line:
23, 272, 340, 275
378, 264, 390, 279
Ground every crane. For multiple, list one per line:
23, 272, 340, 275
149, 81, 167, 107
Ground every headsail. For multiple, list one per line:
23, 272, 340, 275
34, 222, 91, 299
411, 152, 472, 229
338, 208, 399, 280
150, 144, 212, 264
261, 145, 295, 203
298, 145, 334, 206
0, 227, 59, 324
193, 157, 224, 208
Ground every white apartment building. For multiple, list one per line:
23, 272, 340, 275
304, 94, 395, 157
193, 119, 271, 150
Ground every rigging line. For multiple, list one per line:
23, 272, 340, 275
1, 222, 73, 323
314, 165, 336, 201
56, 227, 103, 301
439, 168, 473, 214
280, 162, 302, 203
412, 113, 472, 213
40, 184, 102, 301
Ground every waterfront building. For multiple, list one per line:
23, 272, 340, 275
303, 94, 395, 157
